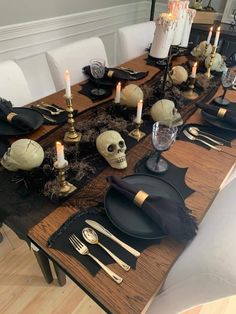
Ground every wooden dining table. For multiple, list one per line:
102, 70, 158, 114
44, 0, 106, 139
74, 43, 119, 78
3, 54, 236, 314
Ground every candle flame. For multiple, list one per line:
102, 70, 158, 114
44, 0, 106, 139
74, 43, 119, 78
210, 26, 213, 31
64, 69, 70, 78
217, 26, 221, 31
56, 141, 61, 145
194, 62, 198, 67
118, 82, 121, 86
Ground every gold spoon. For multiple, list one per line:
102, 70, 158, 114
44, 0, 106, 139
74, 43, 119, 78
82, 227, 130, 271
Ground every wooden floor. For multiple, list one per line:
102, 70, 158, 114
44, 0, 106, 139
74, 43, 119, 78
1, 225, 236, 314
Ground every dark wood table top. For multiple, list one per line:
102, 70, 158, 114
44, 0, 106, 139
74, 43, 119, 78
15, 55, 236, 313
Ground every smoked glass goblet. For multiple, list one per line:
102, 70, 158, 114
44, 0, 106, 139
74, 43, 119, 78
146, 122, 178, 173
90, 58, 106, 96
214, 70, 236, 106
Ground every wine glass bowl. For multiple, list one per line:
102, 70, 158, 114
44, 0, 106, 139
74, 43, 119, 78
146, 122, 178, 173
89, 58, 106, 96
214, 70, 236, 106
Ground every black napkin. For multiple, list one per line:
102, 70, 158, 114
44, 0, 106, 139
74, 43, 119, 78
0, 98, 35, 131
30, 105, 78, 125
197, 102, 236, 126
79, 81, 113, 102
0, 137, 9, 157
48, 207, 160, 276
107, 176, 198, 242
83, 66, 148, 82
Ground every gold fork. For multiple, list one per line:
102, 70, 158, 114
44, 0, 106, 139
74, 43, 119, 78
69, 234, 123, 284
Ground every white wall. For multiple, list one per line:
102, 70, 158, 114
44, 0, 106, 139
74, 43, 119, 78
0, 0, 143, 26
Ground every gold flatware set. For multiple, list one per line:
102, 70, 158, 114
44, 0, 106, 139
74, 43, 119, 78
69, 220, 141, 284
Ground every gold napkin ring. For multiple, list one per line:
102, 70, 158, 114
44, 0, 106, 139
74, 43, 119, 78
7, 112, 17, 122
134, 190, 149, 207
217, 108, 227, 119
107, 70, 114, 78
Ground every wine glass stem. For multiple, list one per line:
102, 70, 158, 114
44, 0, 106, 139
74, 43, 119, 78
222, 88, 227, 100
155, 151, 161, 169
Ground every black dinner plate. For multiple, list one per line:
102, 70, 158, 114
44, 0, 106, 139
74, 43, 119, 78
0, 108, 44, 136
202, 111, 236, 132
104, 174, 184, 239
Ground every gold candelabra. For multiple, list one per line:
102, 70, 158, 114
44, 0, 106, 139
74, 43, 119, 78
183, 76, 199, 100
203, 42, 209, 58
205, 45, 217, 79
54, 161, 77, 197
64, 96, 81, 143
128, 118, 146, 141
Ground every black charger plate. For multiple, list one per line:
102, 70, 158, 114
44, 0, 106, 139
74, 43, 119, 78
104, 174, 184, 239
0, 108, 44, 136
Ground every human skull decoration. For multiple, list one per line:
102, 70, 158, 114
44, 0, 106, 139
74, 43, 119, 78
150, 99, 183, 127
120, 84, 143, 108
1, 139, 44, 171
205, 53, 227, 72
96, 130, 127, 169
191, 41, 212, 58
169, 66, 188, 85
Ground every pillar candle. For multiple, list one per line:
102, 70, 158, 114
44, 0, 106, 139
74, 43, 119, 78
136, 99, 143, 124
179, 8, 196, 47
64, 70, 71, 98
214, 26, 221, 47
206, 26, 213, 45
191, 62, 198, 78
150, 13, 177, 59
114, 82, 121, 103
56, 141, 66, 168
169, 0, 189, 46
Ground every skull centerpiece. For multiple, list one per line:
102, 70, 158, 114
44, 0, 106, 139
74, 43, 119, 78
169, 66, 188, 85
120, 84, 143, 108
96, 130, 127, 169
191, 41, 212, 58
150, 99, 183, 127
205, 53, 227, 72
1, 139, 44, 171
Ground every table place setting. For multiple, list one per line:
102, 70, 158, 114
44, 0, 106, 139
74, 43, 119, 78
0, 98, 44, 136
79, 59, 149, 102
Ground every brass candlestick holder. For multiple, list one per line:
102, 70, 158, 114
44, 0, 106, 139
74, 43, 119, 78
183, 76, 199, 100
54, 161, 77, 197
203, 42, 209, 58
64, 96, 81, 143
205, 45, 217, 79
128, 118, 146, 141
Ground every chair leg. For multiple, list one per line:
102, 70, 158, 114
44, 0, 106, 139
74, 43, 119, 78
53, 262, 66, 286
31, 243, 53, 284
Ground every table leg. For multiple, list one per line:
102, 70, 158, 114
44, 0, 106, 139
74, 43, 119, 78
0, 223, 3, 243
53, 262, 66, 286
31, 243, 53, 284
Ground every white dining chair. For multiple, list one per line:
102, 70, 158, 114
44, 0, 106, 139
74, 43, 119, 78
118, 21, 155, 63
46, 37, 108, 91
146, 177, 236, 314
0, 60, 32, 107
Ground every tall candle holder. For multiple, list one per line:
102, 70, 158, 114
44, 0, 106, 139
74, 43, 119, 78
64, 96, 81, 143
203, 42, 209, 58
54, 161, 77, 197
128, 118, 146, 141
205, 46, 217, 79
183, 76, 199, 100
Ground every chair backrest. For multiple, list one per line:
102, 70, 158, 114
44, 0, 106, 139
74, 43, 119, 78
0, 60, 32, 107
118, 21, 156, 63
146, 177, 236, 314
46, 37, 108, 91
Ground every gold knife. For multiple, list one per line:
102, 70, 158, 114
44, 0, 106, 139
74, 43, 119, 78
85, 220, 140, 257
